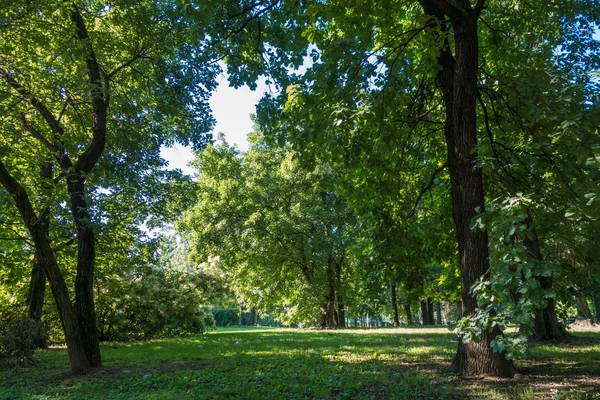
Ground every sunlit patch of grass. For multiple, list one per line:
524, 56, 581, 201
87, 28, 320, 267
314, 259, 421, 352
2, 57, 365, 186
1, 327, 598, 399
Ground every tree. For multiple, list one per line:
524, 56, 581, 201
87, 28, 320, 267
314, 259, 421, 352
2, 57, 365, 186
244, 0, 597, 376
180, 136, 355, 327
0, 0, 220, 373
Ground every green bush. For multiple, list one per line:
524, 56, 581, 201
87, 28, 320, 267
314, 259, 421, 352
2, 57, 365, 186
0, 315, 47, 367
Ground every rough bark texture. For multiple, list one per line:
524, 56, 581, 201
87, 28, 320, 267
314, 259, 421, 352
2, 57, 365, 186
391, 284, 400, 327
68, 176, 101, 367
0, 161, 90, 374
419, 0, 515, 377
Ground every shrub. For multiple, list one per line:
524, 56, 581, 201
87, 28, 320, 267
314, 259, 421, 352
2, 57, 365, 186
0, 315, 47, 367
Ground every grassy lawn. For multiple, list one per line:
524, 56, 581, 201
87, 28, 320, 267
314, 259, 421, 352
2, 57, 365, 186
1, 326, 599, 399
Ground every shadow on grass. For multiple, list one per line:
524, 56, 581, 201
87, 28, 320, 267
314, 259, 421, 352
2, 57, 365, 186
1, 329, 599, 399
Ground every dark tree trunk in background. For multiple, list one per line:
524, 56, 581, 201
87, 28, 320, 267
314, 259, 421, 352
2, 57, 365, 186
523, 227, 570, 340
404, 303, 412, 326
427, 298, 435, 325
575, 290, 594, 320
418, 0, 515, 377
594, 296, 600, 319
436, 302, 442, 325
420, 300, 430, 325
391, 284, 400, 327
337, 296, 346, 328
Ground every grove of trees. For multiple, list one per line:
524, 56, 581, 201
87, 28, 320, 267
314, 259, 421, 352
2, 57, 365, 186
1, 0, 599, 379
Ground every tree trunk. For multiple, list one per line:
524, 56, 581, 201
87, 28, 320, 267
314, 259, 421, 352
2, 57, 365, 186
27, 163, 52, 348
418, 0, 515, 377
404, 303, 412, 326
427, 298, 435, 325
436, 302, 442, 325
575, 291, 594, 320
523, 227, 570, 340
0, 161, 90, 374
337, 296, 346, 328
68, 176, 101, 368
420, 300, 430, 325
391, 284, 400, 327
594, 295, 600, 319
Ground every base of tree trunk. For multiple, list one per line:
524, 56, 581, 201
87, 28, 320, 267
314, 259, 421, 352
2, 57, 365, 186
452, 329, 517, 378
533, 301, 571, 341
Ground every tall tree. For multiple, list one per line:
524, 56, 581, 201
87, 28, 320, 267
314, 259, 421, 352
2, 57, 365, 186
0, 0, 220, 373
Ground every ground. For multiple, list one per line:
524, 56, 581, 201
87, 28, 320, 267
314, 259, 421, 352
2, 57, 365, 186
1, 326, 599, 399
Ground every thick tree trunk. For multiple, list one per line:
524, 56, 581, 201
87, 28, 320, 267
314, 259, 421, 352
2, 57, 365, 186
68, 177, 101, 368
404, 303, 412, 326
391, 284, 400, 327
0, 161, 90, 374
575, 291, 594, 320
594, 296, 600, 319
418, 0, 515, 377
436, 302, 442, 325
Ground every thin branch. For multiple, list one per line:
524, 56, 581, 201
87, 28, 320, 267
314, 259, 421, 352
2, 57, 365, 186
407, 161, 448, 218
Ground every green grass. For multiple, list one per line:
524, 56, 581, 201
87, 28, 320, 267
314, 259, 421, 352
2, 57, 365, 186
1, 327, 599, 399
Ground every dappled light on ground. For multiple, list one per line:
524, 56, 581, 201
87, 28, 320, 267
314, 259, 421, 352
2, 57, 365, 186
1, 327, 599, 399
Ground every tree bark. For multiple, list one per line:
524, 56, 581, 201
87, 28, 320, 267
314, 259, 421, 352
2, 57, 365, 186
27, 163, 53, 346
418, 0, 515, 377
436, 302, 442, 325
391, 284, 400, 327
0, 161, 90, 374
427, 297, 435, 325
523, 226, 570, 340
594, 295, 600, 319
574, 291, 594, 320
337, 296, 346, 328
68, 176, 101, 367
420, 300, 430, 325
404, 303, 412, 325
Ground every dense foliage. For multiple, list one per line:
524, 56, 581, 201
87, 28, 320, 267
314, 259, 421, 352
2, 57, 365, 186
0, 0, 598, 379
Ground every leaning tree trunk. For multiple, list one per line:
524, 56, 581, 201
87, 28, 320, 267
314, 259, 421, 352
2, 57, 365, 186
0, 161, 90, 374
418, 0, 515, 377
523, 227, 570, 340
391, 284, 400, 327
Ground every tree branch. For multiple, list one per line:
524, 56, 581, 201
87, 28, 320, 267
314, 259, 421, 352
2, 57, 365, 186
407, 161, 448, 218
